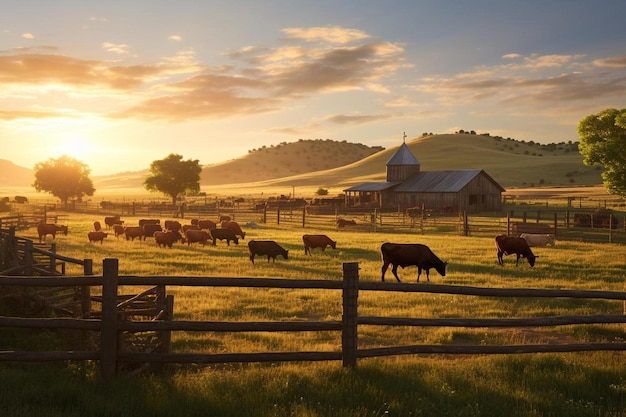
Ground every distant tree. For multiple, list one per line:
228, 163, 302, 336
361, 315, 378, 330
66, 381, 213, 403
143, 154, 202, 204
315, 188, 329, 196
33, 155, 95, 208
577, 108, 626, 197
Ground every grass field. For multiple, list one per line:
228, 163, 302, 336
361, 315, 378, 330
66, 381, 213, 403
2, 212, 626, 416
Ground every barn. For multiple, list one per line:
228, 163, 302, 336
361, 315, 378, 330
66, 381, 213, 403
344, 138, 505, 213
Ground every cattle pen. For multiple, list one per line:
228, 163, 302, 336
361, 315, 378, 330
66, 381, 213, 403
1, 259, 626, 379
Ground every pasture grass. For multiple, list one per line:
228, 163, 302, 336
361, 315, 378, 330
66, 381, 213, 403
2, 212, 626, 416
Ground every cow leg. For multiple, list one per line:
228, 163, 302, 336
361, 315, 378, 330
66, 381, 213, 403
249, 253, 255, 264
497, 251, 504, 266
304, 246, 310, 255
417, 266, 422, 282
381, 261, 390, 282
515, 254, 520, 267
391, 264, 401, 282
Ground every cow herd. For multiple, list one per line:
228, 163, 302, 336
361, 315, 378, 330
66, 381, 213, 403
35, 216, 555, 279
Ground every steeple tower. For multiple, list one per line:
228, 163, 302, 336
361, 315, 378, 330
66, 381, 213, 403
386, 132, 420, 182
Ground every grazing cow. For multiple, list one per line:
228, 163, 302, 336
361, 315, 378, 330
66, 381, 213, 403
139, 219, 160, 227
113, 224, 125, 238
302, 234, 336, 255
519, 233, 555, 247
336, 218, 356, 228
88, 231, 108, 244
142, 223, 163, 240
185, 229, 212, 246
248, 240, 288, 264
219, 215, 231, 222
164, 220, 182, 232
182, 224, 200, 234
104, 216, 123, 229
93, 221, 102, 231
380, 242, 447, 282
221, 221, 246, 239
198, 219, 217, 231
124, 226, 144, 242
37, 223, 68, 243
495, 235, 537, 267
210, 228, 239, 246
155, 230, 183, 248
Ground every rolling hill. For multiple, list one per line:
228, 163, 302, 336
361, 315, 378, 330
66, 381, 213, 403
0, 134, 603, 196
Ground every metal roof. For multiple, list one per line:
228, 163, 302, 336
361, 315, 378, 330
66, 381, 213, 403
385, 142, 420, 166
393, 169, 505, 193
344, 182, 401, 192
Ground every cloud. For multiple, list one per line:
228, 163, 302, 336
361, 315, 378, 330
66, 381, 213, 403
593, 55, 626, 68
327, 113, 393, 125
0, 109, 70, 120
22, 33, 34, 39
102, 42, 130, 54
169, 35, 182, 41
282, 26, 370, 44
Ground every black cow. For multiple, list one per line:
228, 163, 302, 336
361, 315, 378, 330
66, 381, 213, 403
248, 240, 288, 264
142, 223, 163, 240
381, 242, 447, 282
210, 228, 239, 246
495, 235, 537, 267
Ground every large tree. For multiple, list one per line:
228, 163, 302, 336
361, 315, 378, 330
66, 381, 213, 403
33, 155, 95, 207
577, 108, 626, 198
144, 153, 202, 204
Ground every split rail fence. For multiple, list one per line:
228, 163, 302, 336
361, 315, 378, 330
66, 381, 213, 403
2, 259, 626, 379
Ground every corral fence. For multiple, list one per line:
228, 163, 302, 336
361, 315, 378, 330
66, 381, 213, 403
1, 259, 626, 379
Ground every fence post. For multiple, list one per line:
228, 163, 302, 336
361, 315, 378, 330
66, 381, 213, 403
302, 206, 306, 228
81, 259, 93, 318
553, 213, 558, 238
100, 258, 119, 378
342, 262, 359, 368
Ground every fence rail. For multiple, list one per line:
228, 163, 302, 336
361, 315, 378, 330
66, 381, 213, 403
2, 259, 626, 378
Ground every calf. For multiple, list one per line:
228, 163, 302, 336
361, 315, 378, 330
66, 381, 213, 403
93, 221, 102, 231
124, 226, 144, 242
519, 233, 555, 247
37, 223, 68, 243
185, 229, 212, 246
302, 234, 336, 255
88, 231, 108, 244
113, 224, 125, 238
248, 240, 288, 264
155, 230, 183, 248
210, 228, 239, 246
221, 221, 246, 239
381, 242, 447, 282
495, 235, 537, 267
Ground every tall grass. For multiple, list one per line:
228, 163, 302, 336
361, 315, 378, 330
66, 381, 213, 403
2, 213, 626, 416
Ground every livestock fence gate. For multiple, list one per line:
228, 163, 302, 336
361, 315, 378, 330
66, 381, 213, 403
1, 259, 626, 378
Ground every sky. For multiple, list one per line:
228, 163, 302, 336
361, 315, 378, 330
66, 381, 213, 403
1, 0, 625, 176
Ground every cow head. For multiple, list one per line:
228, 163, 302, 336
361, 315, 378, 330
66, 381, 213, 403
527, 255, 538, 267
436, 261, 448, 277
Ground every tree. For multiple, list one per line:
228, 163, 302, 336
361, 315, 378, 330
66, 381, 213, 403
143, 154, 202, 204
33, 155, 95, 207
577, 108, 626, 197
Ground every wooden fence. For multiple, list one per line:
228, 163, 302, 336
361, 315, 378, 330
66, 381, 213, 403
1, 259, 626, 379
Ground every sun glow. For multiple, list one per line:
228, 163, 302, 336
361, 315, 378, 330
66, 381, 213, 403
55, 138, 95, 162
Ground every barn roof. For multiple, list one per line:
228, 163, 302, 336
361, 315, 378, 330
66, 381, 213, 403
393, 169, 505, 193
344, 182, 401, 192
386, 142, 420, 166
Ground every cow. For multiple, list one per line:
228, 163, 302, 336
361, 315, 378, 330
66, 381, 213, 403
197, 219, 217, 230
142, 223, 163, 240
155, 230, 183, 248
336, 218, 356, 228
37, 223, 68, 243
519, 233, 555, 247
219, 214, 231, 222
87, 231, 108, 244
104, 216, 123, 229
93, 221, 102, 231
164, 220, 182, 232
124, 226, 144, 242
182, 224, 200, 234
139, 219, 160, 227
248, 240, 288, 264
113, 224, 125, 238
302, 234, 336, 255
210, 228, 239, 246
495, 235, 537, 267
221, 221, 246, 239
380, 242, 447, 282
185, 229, 212, 246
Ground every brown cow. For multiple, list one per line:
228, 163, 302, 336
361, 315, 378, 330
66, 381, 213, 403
155, 230, 183, 248
248, 240, 288, 264
142, 223, 163, 240
88, 231, 108, 244
381, 242, 447, 282
104, 216, 123, 229
495, 235, 537, 267
182, 224, 200, 234
139, 219, 160, 227
198, 219, 217, 231
113, 224, 125, 238
221, 221, 246, 239
210, 228, 239, 246
37, 223, 68, 243
124, 226, 144, 242
336, 218, 356, 228
185, 229, 212, 246
164, 220, 182, 232
302, 234, 336, 255
93, 221, 102, 231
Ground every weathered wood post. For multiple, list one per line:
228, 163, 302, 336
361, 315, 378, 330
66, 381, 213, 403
463, 211, 469, 236
342, 262, 359, 368
553, 213, 558, 238
100, 258, 119, 378
81, 259, 93, 318
302, 206, 306, 228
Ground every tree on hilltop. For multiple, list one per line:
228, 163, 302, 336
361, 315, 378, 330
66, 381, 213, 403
577, 108, 626, 198
144, 154, 202, 204
33, 155, 95, 208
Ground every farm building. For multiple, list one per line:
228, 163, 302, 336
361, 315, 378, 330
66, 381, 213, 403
344, 138, 505, 213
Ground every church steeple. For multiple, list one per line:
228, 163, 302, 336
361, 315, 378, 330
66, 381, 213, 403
386, 132, 420, 182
